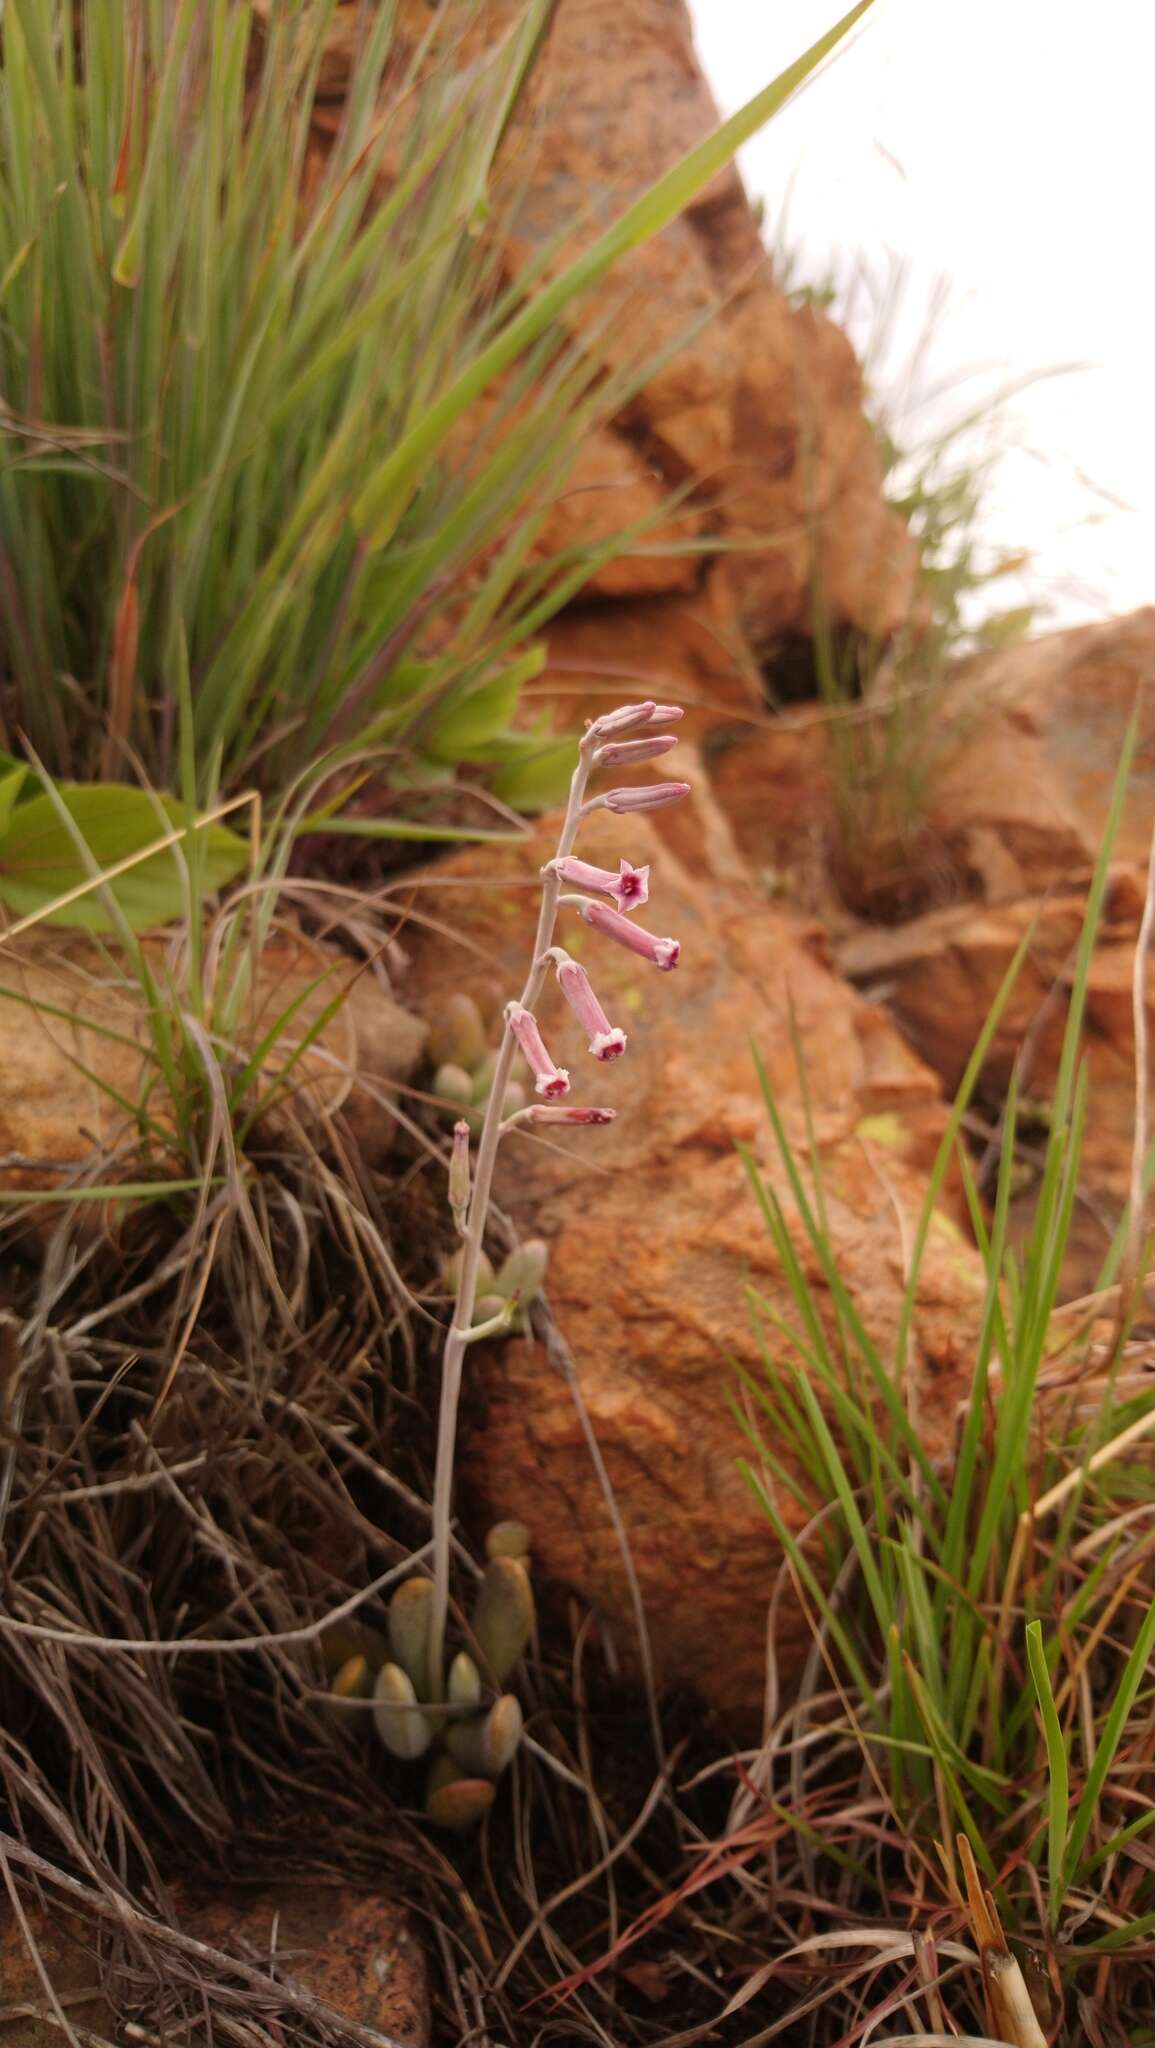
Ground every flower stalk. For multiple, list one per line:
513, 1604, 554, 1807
428, 703, 687, 1694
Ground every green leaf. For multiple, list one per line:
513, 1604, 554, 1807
0, 784, 249, 931
1027, 1619, 1069, 1928
353, 1, 874, 545
421, 647, 547, 764
0, 765, 30, 836
490, 736, 577, 812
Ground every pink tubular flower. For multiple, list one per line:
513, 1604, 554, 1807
525, 1103, 617, 1126
506, 1002, 570, 1097
549, 855, 650, 912
594, 733, 680, 767
586, 780, 691, 817
553, 953, 627, 1062
579, 899, 680, 971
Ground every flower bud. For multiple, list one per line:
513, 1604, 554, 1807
589, 780, 691, 816
593, 733, 680, 766
448, 1120, 470, 1234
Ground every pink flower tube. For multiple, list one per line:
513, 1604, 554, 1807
553, 954, 627, 1061
506, 1003, 570, 1098
578, 900, 680, 972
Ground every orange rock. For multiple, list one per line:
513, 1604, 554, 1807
179, 1886, 429, 2047
0, 1888, 429, 2048
400, 796, 984, 1721
0, 1908, 115, 2048
830, 612, 1155, 1295
0, 930, 426, 1219
298, 0, 921, 641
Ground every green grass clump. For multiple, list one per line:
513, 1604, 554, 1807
0, 0, 874, 838
737, 727, 1155, 2038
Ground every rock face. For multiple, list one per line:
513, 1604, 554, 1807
0, 1909, 115, 2048
300, 0, 919, 647
0, 1888, 429, 2048
0, 930, 426, 1215
829, 612, 1155, 1296
179, 1886, 429, 2048
402, 795, 986, 1721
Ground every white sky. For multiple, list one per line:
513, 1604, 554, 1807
688, 0, 1155, 629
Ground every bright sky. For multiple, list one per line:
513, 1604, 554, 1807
688, 0, 1155, 629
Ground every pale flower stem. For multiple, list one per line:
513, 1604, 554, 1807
427, 745, 593, 1697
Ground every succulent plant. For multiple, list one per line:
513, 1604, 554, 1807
354, 1527, 535, 1829
373, 1662, 433, 1761
427, 993, 487, 1073
494, 1239, 549, 1305
388, 1578, 434, 1701
471, 1556, 534, 1684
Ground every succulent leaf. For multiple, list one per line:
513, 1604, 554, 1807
427, 994, 486, 1073
442, 1248, 495, 1298
471, 1556, 534, 1682
424, 1770, 497, 1831
319, 1622, 387, 1678
372, 1662, 432, 1761
485, 1521, 531, 1562
387, 1579, 434, 1701
445, 1713, 487, 1777
471, 1291, 509, 1327
494, 1239, 549, 1302
447, 1651, 483, 1714
481, 1694, 523, 1777
331, 1654, 371, 1699
432, 1062, 474, 1108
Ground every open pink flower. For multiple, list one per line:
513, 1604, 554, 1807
552, 952, 627, 1061
506, 1003, 570, 1098
550, 855, 650, 912
578, 900, 680, 971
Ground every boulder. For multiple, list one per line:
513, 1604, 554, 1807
179, 1885, 429, 2048
300, 0, 920, 642
0, 1908, 114, 2048
838, 879, 1149, 1300
0, 929, 426, 1217
831, 613, 1155, 1297
400, 791, 985, 1721
0, 1887, 429, 2048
